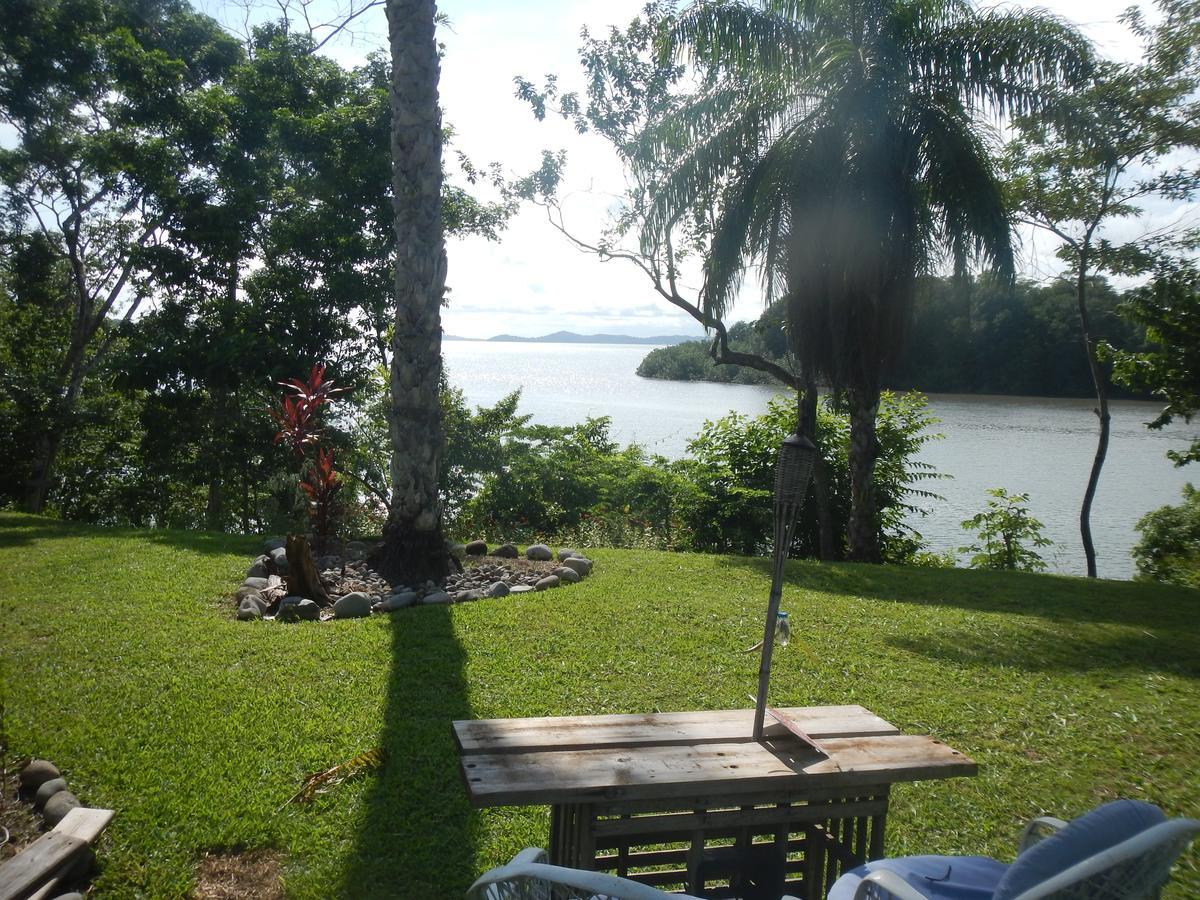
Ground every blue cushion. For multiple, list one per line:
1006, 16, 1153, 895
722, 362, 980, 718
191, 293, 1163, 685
992, 800, 1166, 900
828, 855, 1008, 900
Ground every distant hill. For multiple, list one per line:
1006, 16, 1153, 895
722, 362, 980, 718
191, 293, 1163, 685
445, 331, 697, 346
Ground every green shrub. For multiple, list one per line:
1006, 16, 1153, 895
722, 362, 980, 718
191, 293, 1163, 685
958, 488, 1054, 571
680, 392, 943, 561
1133, 484, 1200, 587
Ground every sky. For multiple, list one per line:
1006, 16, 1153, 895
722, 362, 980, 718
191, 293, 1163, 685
200, 0, 1196, 339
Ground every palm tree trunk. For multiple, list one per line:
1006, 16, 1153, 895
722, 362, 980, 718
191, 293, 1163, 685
846, 388, 882, 563
1075, 259, 1109, 579
375, 0, 448, 582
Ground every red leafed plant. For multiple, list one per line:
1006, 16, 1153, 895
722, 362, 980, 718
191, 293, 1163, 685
272, 364, 348, 553
300, 448, 342, 550
271, 364, 347, 459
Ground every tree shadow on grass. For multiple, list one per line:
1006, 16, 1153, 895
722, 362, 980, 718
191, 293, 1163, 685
337, 604, 480, 898
714, 553, 1200, 631
0, 512, 258, 556
715, 554, 1200, 677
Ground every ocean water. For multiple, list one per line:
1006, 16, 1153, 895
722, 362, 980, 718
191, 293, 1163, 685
443, 340, 1195, 580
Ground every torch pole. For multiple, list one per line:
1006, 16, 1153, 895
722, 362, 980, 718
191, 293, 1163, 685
752, 431, 815, 743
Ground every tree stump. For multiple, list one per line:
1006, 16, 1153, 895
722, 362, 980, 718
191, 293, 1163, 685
285, 534, 330, 606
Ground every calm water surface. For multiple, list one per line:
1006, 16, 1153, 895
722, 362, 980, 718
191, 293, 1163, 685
443, 341, 1195, 580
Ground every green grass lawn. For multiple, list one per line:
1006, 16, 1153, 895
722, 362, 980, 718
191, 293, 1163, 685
1, 512, 1197, 898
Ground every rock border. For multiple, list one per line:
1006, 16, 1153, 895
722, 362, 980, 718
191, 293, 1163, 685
231, 538, 595, 623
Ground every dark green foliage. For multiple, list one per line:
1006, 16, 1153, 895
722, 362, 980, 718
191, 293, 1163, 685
1133, 484, 1200, 587
1105, 261, 1200, 465
639, 275, 1149, 397
451, 390, 941, 562
680, 393, 941, 561
959, 488, 1055, 572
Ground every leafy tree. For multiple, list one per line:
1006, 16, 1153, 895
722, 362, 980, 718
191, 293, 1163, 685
641, 0, 1090, 563
678, 392, 942, 560
376, 0, 449, 580
515, 3, 800, 391
958, 488, 1054, 571
1105, 259, 1200, 466
1003, 0, 1200, 576
1132, 483, 1200, 587
0, 0, 242, 513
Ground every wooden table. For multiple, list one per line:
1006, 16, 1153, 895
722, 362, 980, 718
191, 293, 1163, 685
454, 705, 975, 900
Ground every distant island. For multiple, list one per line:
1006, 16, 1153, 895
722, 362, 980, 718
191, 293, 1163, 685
445, 331, 697, 346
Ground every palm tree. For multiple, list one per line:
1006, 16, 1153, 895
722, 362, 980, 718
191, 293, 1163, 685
641, 0, 1092, 561
376, 0, 449, 581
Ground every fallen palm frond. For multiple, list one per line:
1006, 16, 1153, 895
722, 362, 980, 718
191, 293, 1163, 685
282, 748, 387, 808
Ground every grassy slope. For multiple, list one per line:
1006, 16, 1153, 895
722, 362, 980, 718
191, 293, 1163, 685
0, 512, 1197, 899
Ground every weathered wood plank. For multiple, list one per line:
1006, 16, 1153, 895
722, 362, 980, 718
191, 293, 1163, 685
591, 797, 888, 841
453, 706, 898, 755
23, 808, 115, 900
462, 735, 975, 807
0, 832, 88, 900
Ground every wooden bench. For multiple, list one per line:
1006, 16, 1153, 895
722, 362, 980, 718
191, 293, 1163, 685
454, 706, 975, 900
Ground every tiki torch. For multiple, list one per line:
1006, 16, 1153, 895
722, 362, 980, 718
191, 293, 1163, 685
752, 431, 817, 742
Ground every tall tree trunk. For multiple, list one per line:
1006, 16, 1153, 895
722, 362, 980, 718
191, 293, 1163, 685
24, 428, 64, 514
23, 367, 85, 513
846, 388, 882, 563
1075, 259, 1109, 579
374, 0, 449, 582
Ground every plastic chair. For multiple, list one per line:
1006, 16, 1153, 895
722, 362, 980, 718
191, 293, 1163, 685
827, 800, 1200, 900
466, 848, 704, 899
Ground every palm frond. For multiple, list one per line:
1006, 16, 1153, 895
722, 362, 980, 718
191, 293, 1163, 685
665, 1, 813, 79
914, 8, 1094, 117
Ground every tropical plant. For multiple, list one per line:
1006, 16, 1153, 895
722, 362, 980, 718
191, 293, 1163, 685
1003, 0, 1200, 576
959, 488, 1054, 571
640, 0, 1092, 562
271, 364, 347, 552
1132, 483, 1200, 587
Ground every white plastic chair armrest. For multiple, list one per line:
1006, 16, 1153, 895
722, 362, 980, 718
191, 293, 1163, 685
467, 852, 702, 900
1010, 818, 1200, 900
852, 869, 933, 900
1017, 816, 1068, 854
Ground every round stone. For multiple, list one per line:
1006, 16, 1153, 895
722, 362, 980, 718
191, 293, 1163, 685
422, 591, 452, 605
556, 548, 581, 561
278, 597, 320, 622
43, 791, 80, 827
381, 592, 417, 611
465, 539, 488, 556
246, 559, 269, 579
488, 581, 510, 597
34, 777, 69, 809
526, 543, 553, 561
263, 537, 286, 554
492, 543, 519, 558
237, 600, 263, 621
510, 584, 535, 594
19, 759, 60, 791
559, 556, 592, 577
333, 592, 372, 619
535, 575, 560, 591
553, 566, 581, 584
